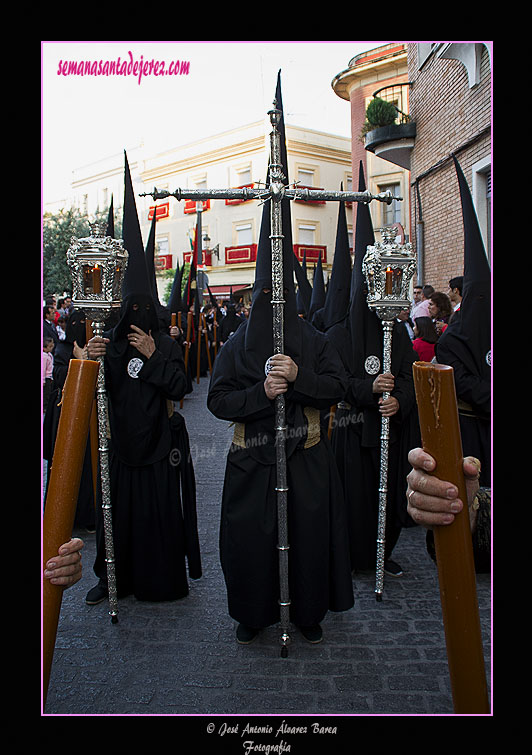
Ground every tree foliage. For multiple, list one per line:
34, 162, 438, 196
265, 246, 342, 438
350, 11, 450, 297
42, 207, 120, 297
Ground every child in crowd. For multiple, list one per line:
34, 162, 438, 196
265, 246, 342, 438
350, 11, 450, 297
43, 336, 54, 412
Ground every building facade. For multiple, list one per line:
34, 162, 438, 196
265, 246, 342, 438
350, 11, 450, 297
331, 41, 492, 292
54, 119, 354, 303
331, 43, 412, 244
406, 43, 491, 289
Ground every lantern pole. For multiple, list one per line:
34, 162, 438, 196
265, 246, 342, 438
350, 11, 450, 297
67, 221, 128, 623
362, 226, 417, 600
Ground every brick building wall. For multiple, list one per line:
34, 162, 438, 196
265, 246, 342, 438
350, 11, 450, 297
407, 44, 491, 291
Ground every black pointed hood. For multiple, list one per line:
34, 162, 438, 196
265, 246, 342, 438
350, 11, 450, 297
167, 262, 184, 316
106, 195, 115, 238
122, 152, 151, 300
145, 206, 170, 328
113, 151, 159, 341
294, 249, 312, 316
349, 162, 382, 379
308, 255, 326, 327
241, 70, 301, 381
145, 207, 158, 301
435, 156, 492, 388
321, 189, 352, 331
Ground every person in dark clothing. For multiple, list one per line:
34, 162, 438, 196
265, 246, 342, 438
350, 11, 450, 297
85, 152, 201, 605
330, 163, 420, 577
43, 305, 60, 349
434, 157, 491, 487
219, 303, 243, 344
207, 74, 354, 646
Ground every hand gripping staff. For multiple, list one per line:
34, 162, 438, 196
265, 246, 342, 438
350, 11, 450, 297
413, 361, 489, 714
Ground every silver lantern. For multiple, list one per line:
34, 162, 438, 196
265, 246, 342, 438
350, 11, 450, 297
362, 226, 417, 601
67, 221, 128, 623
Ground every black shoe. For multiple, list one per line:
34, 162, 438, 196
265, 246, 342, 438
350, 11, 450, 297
384, 559, 404, 577
298, 624, 323, 644
86, 582, 108, 605
236, 624, 260, 644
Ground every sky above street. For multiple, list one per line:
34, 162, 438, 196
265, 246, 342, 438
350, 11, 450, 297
41, 40, 390, 205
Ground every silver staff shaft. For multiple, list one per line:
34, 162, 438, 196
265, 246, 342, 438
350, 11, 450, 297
92, 319, 119, 623
268, 106, 291, 657
375, 320, 394, 601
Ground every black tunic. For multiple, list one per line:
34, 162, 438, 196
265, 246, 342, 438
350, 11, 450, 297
207, 319, 354, 629
93, 298, 201, 601
330, 321, 420, 570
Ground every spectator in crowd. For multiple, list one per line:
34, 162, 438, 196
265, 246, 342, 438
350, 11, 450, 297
43, 335, 55, 412
412, 316, 438, 362
411, 284, 434, 321
447, 276, 463, 317
428, 291, 453, 336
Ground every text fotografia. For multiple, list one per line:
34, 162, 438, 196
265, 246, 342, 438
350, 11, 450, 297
57, 51, 190, 85
208, 720, 339, 752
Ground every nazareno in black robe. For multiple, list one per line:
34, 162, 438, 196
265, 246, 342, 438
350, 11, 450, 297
330, 163, 420, 571
434, 157, 491, 487
207, 319, 354, 629
331, 320, 420, 571
206, 74, 353, 627
92, 292, 201, 600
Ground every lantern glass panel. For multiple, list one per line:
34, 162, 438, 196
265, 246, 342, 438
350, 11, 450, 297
392, 267, 403, 296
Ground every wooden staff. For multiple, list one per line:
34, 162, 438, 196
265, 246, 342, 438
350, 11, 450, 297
213, 318, 218, 358
180, 312, 192, 409
201, 313, 212, 373
196, 313, 201, 384
42, 358, 99, 706
412, 361, 489, 714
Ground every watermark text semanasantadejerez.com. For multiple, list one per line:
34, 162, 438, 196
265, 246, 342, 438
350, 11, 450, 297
56, 50, 190, 85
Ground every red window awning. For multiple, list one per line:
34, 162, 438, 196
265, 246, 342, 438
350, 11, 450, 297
205, 284, 251, 298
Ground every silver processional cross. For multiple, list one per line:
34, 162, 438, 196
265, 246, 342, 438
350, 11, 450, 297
141, 101, 409, 652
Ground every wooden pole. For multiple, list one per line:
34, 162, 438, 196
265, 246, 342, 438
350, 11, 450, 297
180, 312, 192, 409
42, 358, 99, 707
412, 361, 489, 714
201, 313, 212, 373
196, 312, 201, 384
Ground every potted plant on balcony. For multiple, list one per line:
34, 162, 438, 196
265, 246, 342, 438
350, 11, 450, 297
359, 97, 398, 141
361, 97, 416, 170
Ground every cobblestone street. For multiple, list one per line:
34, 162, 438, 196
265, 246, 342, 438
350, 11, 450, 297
44, 374, 491, 732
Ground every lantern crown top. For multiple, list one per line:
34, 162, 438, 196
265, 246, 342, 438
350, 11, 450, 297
88, 220, 109, 238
